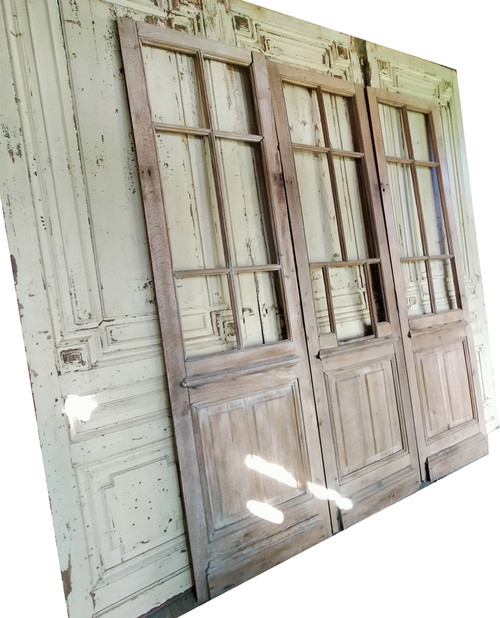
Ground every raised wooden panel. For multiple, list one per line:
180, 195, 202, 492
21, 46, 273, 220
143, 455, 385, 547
414, 335, 477, 443
75, 437, 191, 614
317, 337, 420, 529
325, 352, 405, 481
57, 355, 192, 615
194, 383, 308, 535
64, 380, 170, 444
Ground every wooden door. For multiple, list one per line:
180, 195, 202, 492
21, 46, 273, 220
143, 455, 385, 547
367, 88, 488, 480
118, 19, 332, 601
269, 63, 421, 527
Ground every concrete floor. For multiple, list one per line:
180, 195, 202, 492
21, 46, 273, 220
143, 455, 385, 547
186, 429, 500, 618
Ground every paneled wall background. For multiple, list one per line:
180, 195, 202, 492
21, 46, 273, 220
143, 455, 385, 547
0, 1, 496, 616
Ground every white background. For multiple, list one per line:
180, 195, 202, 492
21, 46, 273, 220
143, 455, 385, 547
1, 1, 498, 616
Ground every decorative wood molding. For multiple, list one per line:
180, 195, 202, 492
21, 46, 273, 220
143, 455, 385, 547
1, 0, 102, 338
231, 2, 361, 81
75, 438, 192, 614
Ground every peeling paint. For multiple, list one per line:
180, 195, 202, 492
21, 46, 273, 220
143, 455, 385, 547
60, 348, 86, 367
61, 555, 72, 599
10, 254, 17, 285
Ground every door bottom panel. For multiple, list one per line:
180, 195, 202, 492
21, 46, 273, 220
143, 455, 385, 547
426, 432, 488, 481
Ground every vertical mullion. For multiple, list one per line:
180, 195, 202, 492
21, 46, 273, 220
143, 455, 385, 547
402, 107, 437, 313
363, 261, 378, 337
195, 51, 244, 348
316, 86, 348, 261
424, 258, 437, 314
449, 256, 462, 310
322, 265, 337, 334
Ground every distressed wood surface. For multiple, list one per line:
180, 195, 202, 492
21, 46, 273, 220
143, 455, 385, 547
120, 18, 333, 601
366, 43, 497, 431
269, 61, 421, 527
368, 86, 487, 477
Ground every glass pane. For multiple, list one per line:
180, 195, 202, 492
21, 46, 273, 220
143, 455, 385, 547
416, 166, 448, 255
176, 275, 236, 357
323, 93, 354, 151
387, 163, 423, 258
143, 46, 203, 127
293, 150, 341, 262
310, 267, 330, 335
205, 60, 257, 134
370, 262, 387, 323
432, 259, 458, 312
157, 133, 224, 270
378, 104, 408, 158
237, 271, 286, 346
333, 156, 369, 260
283, 83, 325, 147
330, 265, 372, 341
218, 140, 275, 266
402, 261, 431, 316
408, 111, 433, 161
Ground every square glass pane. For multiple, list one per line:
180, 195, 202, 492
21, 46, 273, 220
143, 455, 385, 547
218, 140, 275, 266
378, 104, 408, 158
323, 93, 354, 151
237, 271, 287, 346
408, 111, 434, 161
387, 163, 423, 258
157, 133, 224, 270
332, 156, 369, 260
416, 166, 449, 255
176, 275, 236, 358
432, 258, 458, 312
283, 83, 325, 147
205, 60, 257, 134
329, 265, 373, 341
143, 46, 203, 127
402, 260, 431, 316
310, 267, 330, 335
294, 150, 341, 262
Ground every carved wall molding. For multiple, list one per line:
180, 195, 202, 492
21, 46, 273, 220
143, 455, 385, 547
75, 438, 191, 614
231, 0, 362, 81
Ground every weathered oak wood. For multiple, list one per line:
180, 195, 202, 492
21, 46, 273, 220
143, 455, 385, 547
119, 18, 332, 601
269, 60, 421, 527
367, 86, 487, 480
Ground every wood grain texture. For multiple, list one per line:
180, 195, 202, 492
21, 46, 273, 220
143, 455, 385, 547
120, 18, 332, 601
269, 61, 421, 528
368, 86, 487, 481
